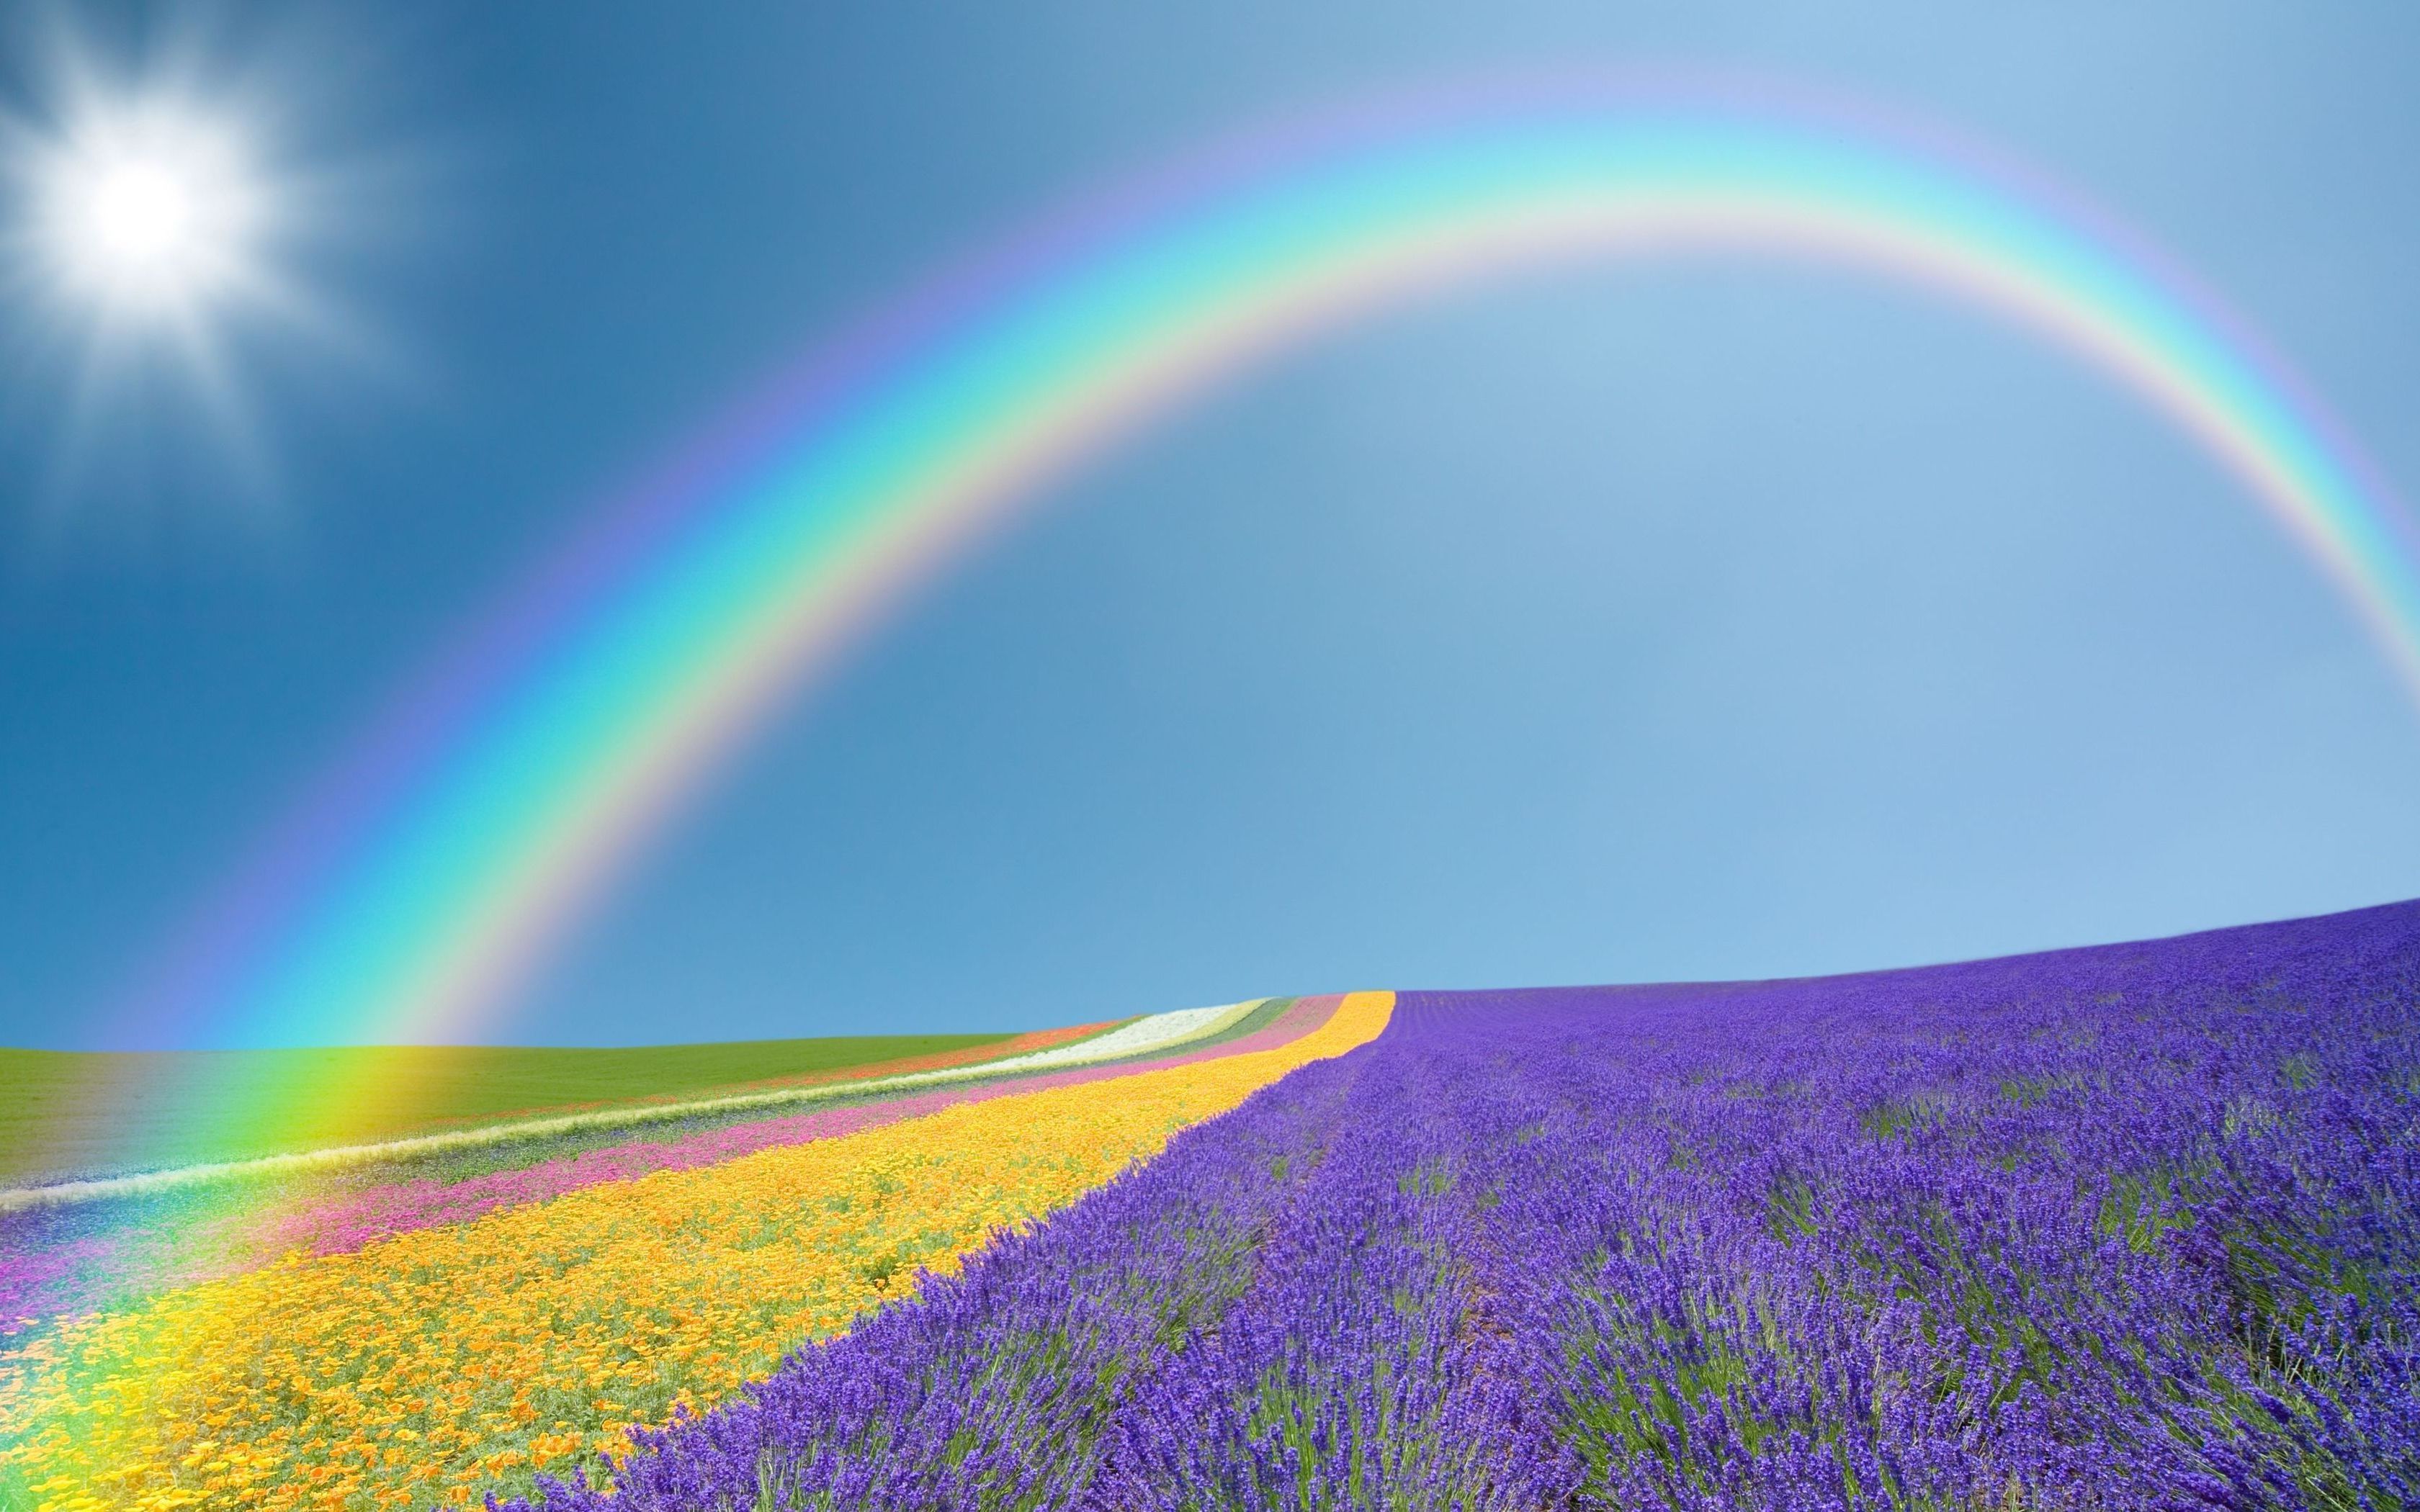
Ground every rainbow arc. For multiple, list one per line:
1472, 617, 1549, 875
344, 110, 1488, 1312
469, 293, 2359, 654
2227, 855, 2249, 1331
91, 91, 2420, 1174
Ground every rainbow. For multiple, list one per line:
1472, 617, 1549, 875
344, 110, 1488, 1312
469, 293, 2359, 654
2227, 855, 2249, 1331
108, 89, 2420, 1090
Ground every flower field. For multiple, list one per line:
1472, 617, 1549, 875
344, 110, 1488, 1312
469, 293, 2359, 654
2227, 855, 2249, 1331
0, 1030, 1070, 1191
0, 999, 1319, 1328
490, 902, 2414, 1511
0, 996, 1382, 1510
6, 901, 2419, 1511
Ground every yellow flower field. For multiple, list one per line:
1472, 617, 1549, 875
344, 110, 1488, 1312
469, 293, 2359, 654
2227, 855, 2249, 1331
0, 994, 1392, 1512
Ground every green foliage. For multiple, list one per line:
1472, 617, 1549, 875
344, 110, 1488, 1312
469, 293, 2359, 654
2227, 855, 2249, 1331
0, 1032, 1011, 1183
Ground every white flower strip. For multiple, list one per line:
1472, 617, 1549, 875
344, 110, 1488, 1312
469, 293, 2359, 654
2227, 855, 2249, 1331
0, 999, 1274, 1212
921, 999, 1261, 1079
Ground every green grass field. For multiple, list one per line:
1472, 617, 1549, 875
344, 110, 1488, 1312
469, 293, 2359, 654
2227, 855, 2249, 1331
0, 1032, 1012, 1184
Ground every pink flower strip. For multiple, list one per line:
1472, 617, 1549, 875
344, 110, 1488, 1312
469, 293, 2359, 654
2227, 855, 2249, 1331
0, 996, 1339, 1329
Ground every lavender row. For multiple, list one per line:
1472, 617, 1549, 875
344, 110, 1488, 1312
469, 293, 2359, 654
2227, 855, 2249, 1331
496, 899, 2420, 1510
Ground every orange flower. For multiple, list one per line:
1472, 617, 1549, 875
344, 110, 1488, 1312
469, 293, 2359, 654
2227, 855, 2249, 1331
0, 996, 1390, 1511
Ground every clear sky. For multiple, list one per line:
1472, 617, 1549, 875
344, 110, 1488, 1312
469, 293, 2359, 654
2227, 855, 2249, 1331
2, 1, 2416, 1050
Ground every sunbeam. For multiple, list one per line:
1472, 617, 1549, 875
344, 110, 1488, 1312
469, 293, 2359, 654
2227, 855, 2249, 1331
0, 12, 408, 528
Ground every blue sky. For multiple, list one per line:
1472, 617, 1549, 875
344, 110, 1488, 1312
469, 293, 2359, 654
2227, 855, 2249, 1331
2, 1, 2416, 1049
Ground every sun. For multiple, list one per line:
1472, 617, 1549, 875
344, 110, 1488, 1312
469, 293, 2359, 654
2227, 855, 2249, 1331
0, 17, 403, 512
26, 94, 272, 323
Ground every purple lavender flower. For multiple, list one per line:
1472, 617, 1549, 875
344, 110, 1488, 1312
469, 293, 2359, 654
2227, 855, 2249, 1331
489, 899, 2420, 1511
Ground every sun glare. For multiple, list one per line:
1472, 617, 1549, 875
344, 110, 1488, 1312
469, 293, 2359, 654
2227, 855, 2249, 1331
27, 96, 269, 322
0, 16, 406, 511
90, 162, 195, 255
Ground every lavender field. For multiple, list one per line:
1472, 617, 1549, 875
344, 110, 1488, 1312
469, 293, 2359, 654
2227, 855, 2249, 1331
503, 901, 2420, 1511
